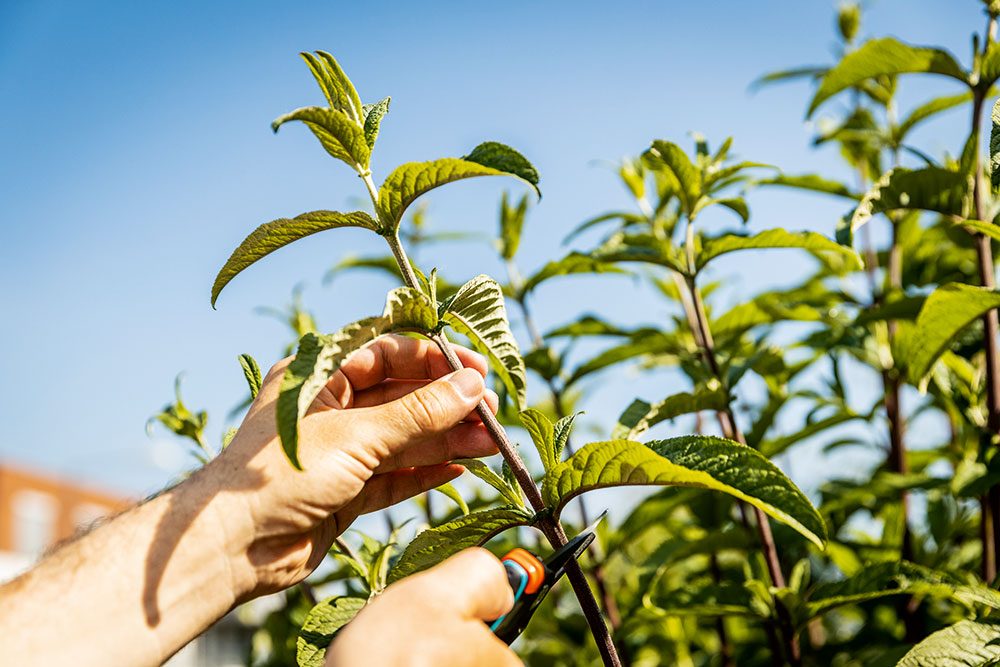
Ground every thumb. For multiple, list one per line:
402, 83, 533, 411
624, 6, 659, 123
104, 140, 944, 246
415, 548, 515, 621
361, 367, 485, 457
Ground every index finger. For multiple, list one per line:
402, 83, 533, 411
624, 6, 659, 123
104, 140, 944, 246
339, 335, 488, 391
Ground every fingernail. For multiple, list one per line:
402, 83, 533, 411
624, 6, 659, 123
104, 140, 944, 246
448, 368, 484, 399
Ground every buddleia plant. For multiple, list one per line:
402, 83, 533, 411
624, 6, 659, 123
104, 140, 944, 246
211, 52, 827, 667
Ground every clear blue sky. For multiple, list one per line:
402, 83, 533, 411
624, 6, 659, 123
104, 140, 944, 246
0, 1, 985, 500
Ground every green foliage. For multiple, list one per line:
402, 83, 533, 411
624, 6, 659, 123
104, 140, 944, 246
612, 388, 729, 441
541, 437, 826, 547
695, 228, 861, 271
212, 211, 380, 307
182, 16, 1000, 663
277, 288, 437, 468
897, 283, 1000, 385
897, 619, 1000, 667
376, 142, 540, 233
386, 507, 531, 584
239, 353, 262, 400
441, 275, 528, 410
808, 37, 968, 116
452, 458, 524, 507
295, 596, 366, 667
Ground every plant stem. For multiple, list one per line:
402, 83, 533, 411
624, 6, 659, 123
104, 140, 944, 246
366, 181, 622, 666
970, 37, 1000, 577
505, 259, 625, 633
683, 274, 800, 666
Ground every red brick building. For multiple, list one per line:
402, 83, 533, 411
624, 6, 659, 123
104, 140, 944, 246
0, 463, 133, 560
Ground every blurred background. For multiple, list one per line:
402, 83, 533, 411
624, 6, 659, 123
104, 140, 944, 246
0, 1, 986, 662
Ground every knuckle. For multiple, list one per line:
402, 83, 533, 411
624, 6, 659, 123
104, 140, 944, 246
403, 388, 445, 430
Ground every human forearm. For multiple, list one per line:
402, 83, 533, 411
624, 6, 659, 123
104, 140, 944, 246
0, 466, 253, 666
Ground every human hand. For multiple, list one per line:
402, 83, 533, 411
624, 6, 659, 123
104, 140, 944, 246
326, 548, 522, 667
201, 335, 500, 600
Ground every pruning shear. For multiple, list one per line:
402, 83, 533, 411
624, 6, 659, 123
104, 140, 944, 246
487, 511, 607, 644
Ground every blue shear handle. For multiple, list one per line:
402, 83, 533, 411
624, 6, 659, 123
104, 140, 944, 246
489, 560, 529, 631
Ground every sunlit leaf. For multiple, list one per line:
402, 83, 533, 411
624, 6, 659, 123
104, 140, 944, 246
212, 210, 380, 307
897, 283, 1000, 384
377, 142, 540, 232
519, 409, 556, 471
552, 412, 580, 464
272, 106, 370, 169
433, 482, 469, 515
238, 353, 262, 400
712, 299, 823, 340
386, 507, 531, 584
452, 458, 524, 507
362, 96, 390, 150
696, 228, 861, 271
895, 91, 975, 143
851, 167, 970, 234
521, 252, 629, 294
442, 275, 527, 410
296, 596, 367, 667
277, 288, 437, 468
299, 51, 363, 123
897, 619, 1000, 667
499, 191, 529, 261
649, 580, 757, 618
753, 173, 860, 200
807, 37, 968, 116
644, 140, 702, 216
541, 437, 827, 547
806, 561, 1000, 621
612, 389, 729, 441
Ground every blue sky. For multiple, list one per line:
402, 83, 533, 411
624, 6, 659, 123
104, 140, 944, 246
0, 1, 987, 502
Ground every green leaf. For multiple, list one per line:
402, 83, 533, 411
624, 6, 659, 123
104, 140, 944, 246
696, 229, 861, 272
612, 389, 729, 441
296, 596, 367, 667
499, 191, 529, 260
377, 142, 540, 232
649, 580, 757, 618
896, 91, 975, 143
432, 482, 469, 515
441, 275, 528, 411
552, 412, 580, 464
299, 51, 363, 123
855, 295, 927, 325
541, 437, 827, 547
897, 619, 1000, 667
452, 458, 524, 507
898, 283, 1000, 384
712, 197, 749, 223
387, 507, 530, 584
272, 106, 370, 169
212, 210, 380, 307
807, 37, 968, 116
519, 409, 556, 471
956, 219, 1000, 242
521, 252, 629, 294
644, 140, 702, 216
361, 96, 390, 151
567, 333, 682, 387
753, 173, 860, 200
712, 300, 823, 340
806, 561, 1000, 622
851, 167, 970, 234
277, 288, 437, 468
238, 353, 262, 400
